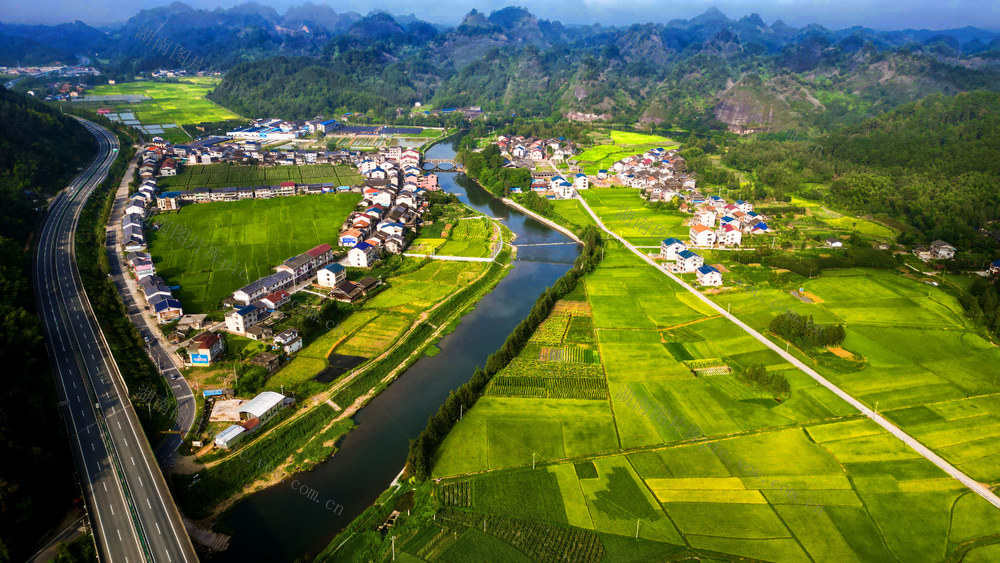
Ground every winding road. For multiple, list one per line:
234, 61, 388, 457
575, 194, 1000, 511
33, 118, 197, 562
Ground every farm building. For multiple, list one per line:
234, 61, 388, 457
214, 425, 245, 449
239, 391, 287, 424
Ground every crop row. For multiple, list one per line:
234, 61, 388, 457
440, 509, 605, 563
538, 346, 600, 364
501, 357, 605, 379
438, 481, 472, 507
683, 358, 727, 369
486, 376, 608, 400
528, 313, 572, 345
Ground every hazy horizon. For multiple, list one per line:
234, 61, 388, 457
2, 0, 998, 32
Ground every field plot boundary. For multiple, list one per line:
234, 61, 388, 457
575, 194, 1000, 512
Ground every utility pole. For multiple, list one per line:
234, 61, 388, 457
635, 518, 640, 539
391, 536, 396, 561
532, 453, 536, 469
460, 404, 463, 421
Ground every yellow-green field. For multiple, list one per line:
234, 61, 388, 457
575, 131, 680, 176
83, 79, 240, 142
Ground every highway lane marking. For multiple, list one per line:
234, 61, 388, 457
109, 504, 114, 516
147, 499, 152, 509
117, 421, 122, 430
90, 443, 95, 452
103, 482, 107, 491
130, 456, 136, 466
117, 529, 121, 541
156, 522, 161, 535
137, 476, 143, 487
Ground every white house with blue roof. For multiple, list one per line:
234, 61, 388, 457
661, 237, 687, 260
696, 265, 722, 286
574, 173, 589, 190
676, 249, 704, 273
348, 241, 378, 268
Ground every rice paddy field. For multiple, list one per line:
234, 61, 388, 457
712, 268, 1000, 485
411, 217, 495, 258
407, 242, 1000, 561
146, 193, 361, 312
579, 188, 688, 245
156, 163, 364, 190
82, 79, 240, 142
575, 131, 680, 176
268, 260, 487, 398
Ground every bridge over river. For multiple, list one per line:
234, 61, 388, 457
422, 158, 464, 172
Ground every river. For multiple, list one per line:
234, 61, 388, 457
216, 136, 579, 561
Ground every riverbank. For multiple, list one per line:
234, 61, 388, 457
213, 134, 581, 562
501, 197, 583, 244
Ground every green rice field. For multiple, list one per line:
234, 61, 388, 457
575, 131, 680, 176
147, 193, 361, 312
268, 260, 487, 397
579, 188, 688, 245
412, 237, 1000, 562
156, 163, 364, 190
82, 79, 240, 142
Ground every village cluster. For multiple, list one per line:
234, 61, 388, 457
118, 134, 441, 376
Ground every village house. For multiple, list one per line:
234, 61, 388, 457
225, 305, 260, 334
149, 295, 183, 323
260, 290, 290, 310
232, 271, 293, 306
696, 265, 723, 287
348, 242, 378, 268
188, 332, 225, 366
676, 250, 704, 273
689, 224, 717, 247
716, 223, 743, 247
317, 263, 347, 287
274, 328, 303, 353
930, 240, 957, 259
660, 237, 687, 260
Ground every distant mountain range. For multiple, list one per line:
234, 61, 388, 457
4, 3, 1000, 131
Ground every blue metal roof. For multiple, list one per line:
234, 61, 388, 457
678, 250, 699, 259
697, 265, 719, 275
662, 237, 684, 246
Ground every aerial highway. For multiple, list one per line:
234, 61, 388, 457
33, 118, 197, 562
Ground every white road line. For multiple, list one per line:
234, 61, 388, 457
90, 443, 95, 452
156, 522, 162, 535
117, 421, 122, 430
130, 456, 135, 466
147, 499, 152, 509
103, 482, 107, 492
109, 504, 114, 516
576, 194, 1000, 512
117, 529, 121, 541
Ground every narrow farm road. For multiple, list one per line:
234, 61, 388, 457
576, 194, 1000, 511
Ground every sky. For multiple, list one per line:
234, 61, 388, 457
1, 0, 998, 30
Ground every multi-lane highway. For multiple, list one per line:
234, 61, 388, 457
33, 118, 197, 562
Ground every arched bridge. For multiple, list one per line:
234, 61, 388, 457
422, 159, 465, 172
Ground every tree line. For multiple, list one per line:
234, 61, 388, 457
770, 312, 847, 349
456, 144, 531, 198
405, 227, 603, 480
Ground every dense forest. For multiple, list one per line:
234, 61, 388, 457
722, 91, 1000, 247
0, 89, 96, 560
